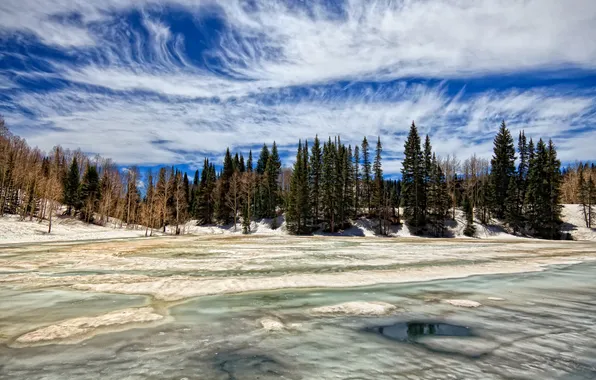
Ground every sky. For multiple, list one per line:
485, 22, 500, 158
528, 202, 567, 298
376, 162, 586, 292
1, 0, 595, 177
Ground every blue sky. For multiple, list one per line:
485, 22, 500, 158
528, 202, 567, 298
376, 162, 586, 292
1, 0, 595, 177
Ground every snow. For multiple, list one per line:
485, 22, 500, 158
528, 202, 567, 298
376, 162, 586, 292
310, 301, 396, 316
442, 299, 482, 308
14, 307, 163, 345
0, 215, 149, 244
258, 317, 286, 332
561, 204, 596, 241
488, 297, 505, 301
1, 203, 595, 245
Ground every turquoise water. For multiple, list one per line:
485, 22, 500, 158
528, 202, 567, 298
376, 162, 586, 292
1, 262, 595, 379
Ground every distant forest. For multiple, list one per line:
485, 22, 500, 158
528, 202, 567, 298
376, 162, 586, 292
0, 116, 594, 239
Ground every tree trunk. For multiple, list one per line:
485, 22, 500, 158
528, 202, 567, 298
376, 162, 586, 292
48, 200, 53, 234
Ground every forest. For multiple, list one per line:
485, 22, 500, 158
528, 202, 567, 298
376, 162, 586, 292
0, 116, 594, 239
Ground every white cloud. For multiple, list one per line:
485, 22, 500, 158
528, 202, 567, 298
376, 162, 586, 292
8, 84, 595, 172
1, 0, 595, 173
3, 1, 595, 97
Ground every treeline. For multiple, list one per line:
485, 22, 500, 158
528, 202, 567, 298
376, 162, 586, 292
286, 136, 402, 235
1, 115, 593, 238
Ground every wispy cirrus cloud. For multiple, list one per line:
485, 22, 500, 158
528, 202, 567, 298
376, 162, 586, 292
8, 82, 595, 171
0, 0, 595, 174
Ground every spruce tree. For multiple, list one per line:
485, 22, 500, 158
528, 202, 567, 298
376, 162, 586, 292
233, 153, 240, 172
504, 174, 521, 233
197, 159, 214, 224
526, 139, 562, 239
309, 135, 322, 224
80, 164, 100, 223
216, 148, 234, 223
64, 157, 81, 215
372, 137, 384, 234
361, 137, 371, 215
517, 131, 529, 215
256, 144, 269, 175
427, 153, 449, 236
401, 122, 425, 229
344, 145, 355, 220
247, 150, 253, 173
423, 135, 432, 220
322, 138, 337, 232
353, 145, 360, 216
490, 121, 516, 219
302, 140, 311, 227
265, 142, 281, 218
238, 155, 245, 173
287, 141, 310, 234
334, 138, 345, 227
254, 144, 269, 218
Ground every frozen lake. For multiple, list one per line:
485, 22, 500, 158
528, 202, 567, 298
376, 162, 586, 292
1, 236, 595, 379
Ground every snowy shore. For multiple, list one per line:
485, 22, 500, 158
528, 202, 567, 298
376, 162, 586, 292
1, 204, 594, 245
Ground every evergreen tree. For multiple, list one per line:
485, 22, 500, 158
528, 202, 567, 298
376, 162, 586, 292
517, 131, 529, 215
216, 148, 234, 223
504, 174, 522, 233
344, 145, 355, 220
423, 135, 432, 220
190, 169, 199, 218
427, 153, 449, 236
256, 144, 269, 175
233, 153, 240, 172
287, 141, 310, 234
334, 138, 345, 227
79, 164, 100, 223
322, 138, 337, 232
309, 135, 322, 224
372, 137, 384, 234
183, 172, 190, 210
361, 137, 371, 215
247, 150, 253, 173
197, 159, 214, 224
302, 140, 311, 227
401, 122, 425, 229
64, 157, 81, 215
490, 121, 516, 219
525, 139, 562, 239
353, 145, 360, 216
239, 155, 246, 173
265, 142, 281, 218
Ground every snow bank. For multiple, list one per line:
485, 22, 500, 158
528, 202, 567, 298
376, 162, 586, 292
310, 301, 396, 316
14, 307, 163, 345
1, 203, 594, 245
0, 215, 149, 244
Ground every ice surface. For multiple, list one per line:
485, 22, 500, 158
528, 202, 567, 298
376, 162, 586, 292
14, 307, 164, 345
1, 235, 595, 379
